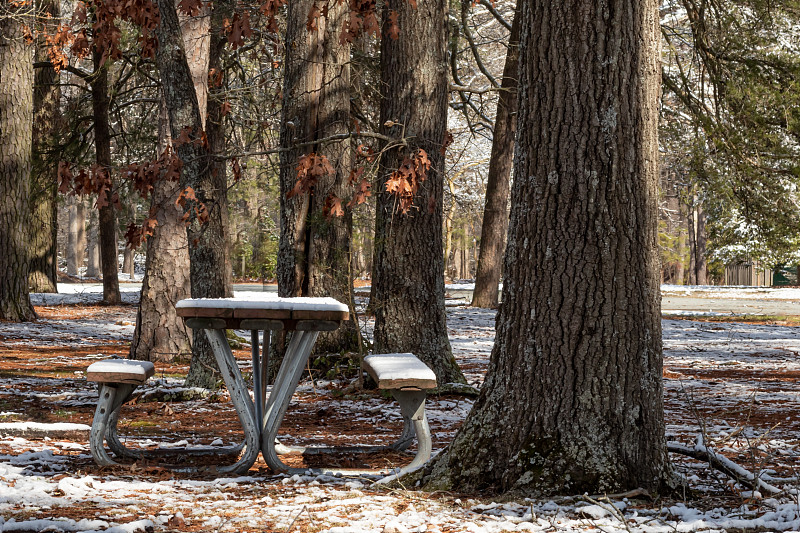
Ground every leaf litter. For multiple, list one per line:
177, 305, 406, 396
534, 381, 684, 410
2, 287, 800, 531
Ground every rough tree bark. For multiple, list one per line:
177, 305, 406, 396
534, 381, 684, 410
277, 0, 358, 355
155, 0, 232, 388
183, 5, 235, 387
470, 8, 520, 309
422, 0, 671, 495
0, 5, 36, 321
371, 0, 466, 385
29, 0, 61, 294
91, 49, 121, 304
131, 1, 210, 363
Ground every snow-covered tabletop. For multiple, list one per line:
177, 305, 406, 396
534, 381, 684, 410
176, 294, 349, 323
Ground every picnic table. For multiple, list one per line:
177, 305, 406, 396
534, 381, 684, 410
88, 294, 436, 479
175, 294, 349, 475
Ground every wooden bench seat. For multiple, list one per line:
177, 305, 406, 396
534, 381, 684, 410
362, 353, 437, 481
363, 353, 437, 390
87, 359, 155, 385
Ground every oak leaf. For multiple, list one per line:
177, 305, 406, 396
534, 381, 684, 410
323, 194, 345, 218
177, 0, 202, 16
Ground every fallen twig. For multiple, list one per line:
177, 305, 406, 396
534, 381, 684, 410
667, 437, 782, 495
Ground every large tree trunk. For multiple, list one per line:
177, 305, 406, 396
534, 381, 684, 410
184, 11, 234, 387
0, 7, 36, 321
155, 0, 231, 388
277, 0, 358, 355
371, 0, 466, 385
29, 0, 60, 294
422, 0, 670, 495
471, 8, 520, 309
91, 49, 121, 304
131, 2, 209, 364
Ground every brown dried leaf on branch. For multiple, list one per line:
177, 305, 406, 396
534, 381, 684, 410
385, 148, 430, 214
122, 146, 183, 200
57, 162, 74, 195
177, 0, 202, 16
260, 0, 286, 33
57, 161, 119, 210
307, 2, 322, 31
124, 210, 158, 248
224, 12, 253, 50
340, 0, 380, 44
347, 167, 372, 208
176, 186, 210, 226
323, 194, 345, 218
230, 157, 242, 181
288, 153, 334, 199
93, 165, 120, 210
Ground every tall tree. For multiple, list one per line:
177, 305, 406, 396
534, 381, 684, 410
470, 6, 520, 309
0, 2, 36, 321
155, 0, 232, 388
277, 0, 358, 353
91, 47, 121, 304
371, 0, 466, 385
422, 0, 670, 494
131, 2, 210, 363
29, 0, 61, 294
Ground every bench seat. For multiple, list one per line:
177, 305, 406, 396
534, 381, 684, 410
87, 359, 155, 385
362, 353, 437, 482
363, 353, 436, 390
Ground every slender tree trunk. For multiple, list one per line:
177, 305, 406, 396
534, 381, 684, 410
423, 0, 670, 495
695, 202, 708, 284
29, 0, 60, 294
444, 176, 456, 280
471, 8, 520, 308
132, 1, 209, 364
371, 0, 466, 385
91, 49, 121, 304
277, 0, 358, 355
86, 208, 101, 278
0, 6, 36, 321
67, 195, 79, 276
76, 198, 86, 273
687, 196, 697, 285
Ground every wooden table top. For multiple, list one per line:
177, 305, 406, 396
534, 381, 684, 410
176, 295, 350, 322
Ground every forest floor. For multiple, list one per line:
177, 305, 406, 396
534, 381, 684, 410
2, 286, 800, 532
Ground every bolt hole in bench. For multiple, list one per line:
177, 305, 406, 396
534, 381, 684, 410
86, 359, 243, 468
361, 353, 437, 482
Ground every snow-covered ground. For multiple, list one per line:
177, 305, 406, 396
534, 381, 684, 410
3, 290, 800, 532
661, 284, 800, 300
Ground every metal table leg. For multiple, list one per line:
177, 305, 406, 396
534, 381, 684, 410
260, 330, 319, 473
201, 328, 261, 475
251, 330, 262, 439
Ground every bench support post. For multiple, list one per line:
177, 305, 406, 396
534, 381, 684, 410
90, 383, 136, 466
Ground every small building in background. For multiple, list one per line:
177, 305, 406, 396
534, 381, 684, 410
723, 260, 773, 286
